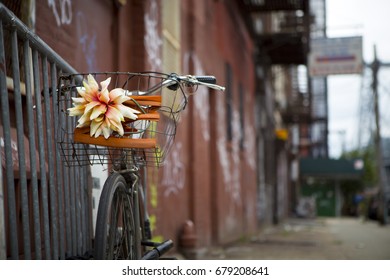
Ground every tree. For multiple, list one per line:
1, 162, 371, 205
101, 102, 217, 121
339, 145, 377, 216
341, 145, 377, 188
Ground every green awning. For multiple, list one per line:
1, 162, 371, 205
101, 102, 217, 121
299, 158, 363, 179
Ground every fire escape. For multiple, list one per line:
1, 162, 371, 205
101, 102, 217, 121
240, 0, 310, 65
239, 0, 328, 158
239, 0, 328, 222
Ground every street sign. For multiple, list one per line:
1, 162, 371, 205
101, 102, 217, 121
309, 36, 363, 76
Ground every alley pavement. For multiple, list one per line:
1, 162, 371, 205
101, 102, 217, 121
200, 217, 390, 260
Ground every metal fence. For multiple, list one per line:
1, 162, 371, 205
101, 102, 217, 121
0, 4, 93, 259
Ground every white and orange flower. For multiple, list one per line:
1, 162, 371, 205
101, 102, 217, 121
68, 74, 139, 139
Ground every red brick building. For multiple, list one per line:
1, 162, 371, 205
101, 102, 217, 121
0, 0, 319, 258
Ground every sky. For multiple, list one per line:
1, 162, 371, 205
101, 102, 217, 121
326, 0, 390, 158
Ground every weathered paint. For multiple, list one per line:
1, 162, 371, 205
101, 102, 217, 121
31, 0, 266, 250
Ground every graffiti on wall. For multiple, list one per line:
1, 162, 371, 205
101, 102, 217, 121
184, 53, 253, 206
217, 104, 241, 205
183, 52, 210, 142
244, 108, 256, 171
48, 0, 72, 27
160, 142, 185, 197
144, 0, 162, 71
47, 0, 97, 71
230, 109, 242, 203
76, 11, 97, 71
244, 132, 256, 170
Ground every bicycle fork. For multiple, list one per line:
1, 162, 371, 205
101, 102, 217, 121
129, 172, 143, 259
129, 171, 174, 260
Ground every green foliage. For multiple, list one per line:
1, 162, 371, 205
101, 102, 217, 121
337, 145, 378, 216
340, 145, 377, 188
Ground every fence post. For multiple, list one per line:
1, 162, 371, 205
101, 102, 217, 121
0, 146, 6, 259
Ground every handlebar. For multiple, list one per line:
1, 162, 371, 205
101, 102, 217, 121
141, 239, 174, 260
196, 76, 217, 84
60, 72, 225, 99
170, 73, 225, 91
140, 73, 225, 96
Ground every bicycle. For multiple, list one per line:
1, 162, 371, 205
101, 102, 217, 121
57, 72, 225, 260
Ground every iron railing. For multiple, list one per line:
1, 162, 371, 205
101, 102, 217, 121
0, 4, 93, 259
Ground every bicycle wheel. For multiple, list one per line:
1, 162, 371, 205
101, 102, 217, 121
94, 173, 137, 259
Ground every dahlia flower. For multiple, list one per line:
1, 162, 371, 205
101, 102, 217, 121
68, 74, 140, 139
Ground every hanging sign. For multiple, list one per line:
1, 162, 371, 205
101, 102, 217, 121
309, 36, 363, 76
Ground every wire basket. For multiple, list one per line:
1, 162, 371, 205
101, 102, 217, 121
57, 72, 187, 167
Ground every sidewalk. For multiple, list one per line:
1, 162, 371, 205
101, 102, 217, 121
200, 217, 390, 260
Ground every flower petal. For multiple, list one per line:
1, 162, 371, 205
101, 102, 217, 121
90, 118, 103, 137
115, 104, 140, 120
109, 88, 128, 103
76, 87, 86, 96
106, 106, 124, 122
113, 123, 124, 136
79, 84, 96, 102
99, 88, 110, 104
102, 118, 112, 139
84, 101, 101, 115
68, 105, 85, 116
90, 104, 107, 120
77, 110, 92, 127
100, 77, 111, 93
106, 116, 123, 135
113, 94, 130, 105
72, 97, 86, 104
76, 120, 91, 128
87, 74, 99, 92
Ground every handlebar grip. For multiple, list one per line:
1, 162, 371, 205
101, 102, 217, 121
195, 76, 217, 85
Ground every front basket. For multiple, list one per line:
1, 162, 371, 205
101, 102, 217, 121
57, 72, 186, 167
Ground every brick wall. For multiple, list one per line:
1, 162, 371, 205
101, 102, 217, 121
33, 0, 259, 251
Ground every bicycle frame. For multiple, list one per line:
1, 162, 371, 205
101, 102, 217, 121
122, 168, 143, 259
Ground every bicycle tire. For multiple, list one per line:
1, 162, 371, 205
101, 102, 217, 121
94, 173, 137, 259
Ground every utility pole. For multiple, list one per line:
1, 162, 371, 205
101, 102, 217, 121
372, 45, 388, 225
338, 130, 346, 156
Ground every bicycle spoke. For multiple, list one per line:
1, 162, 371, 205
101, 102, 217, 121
95, 173, 136, 260
116, 195, 127, 259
